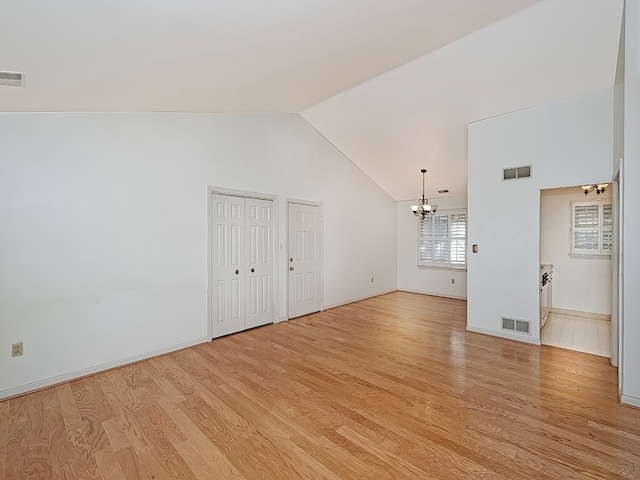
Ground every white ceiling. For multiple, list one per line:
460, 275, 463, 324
302, 0, 624, 201
0, 0, 623, 202
0, 0, 541, 112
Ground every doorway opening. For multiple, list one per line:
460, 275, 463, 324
539, 185, 613, 359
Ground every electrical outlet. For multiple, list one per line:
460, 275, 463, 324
451, 278, 455, 284
12, 342, 23, 357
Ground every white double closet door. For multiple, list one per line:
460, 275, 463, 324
211, 194, 274, 339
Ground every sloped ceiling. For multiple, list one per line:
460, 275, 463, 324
0, 0, 623, 202
302, 0, 624, 201
0, 0, 541, 112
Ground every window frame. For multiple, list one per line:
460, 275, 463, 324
417, 208, 467, 270
570, 199, 612, 258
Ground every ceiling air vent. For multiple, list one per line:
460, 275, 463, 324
501, 316, 531, 336
503, 165, 532, 181
0, 71, 25, 87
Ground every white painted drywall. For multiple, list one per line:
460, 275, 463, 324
398, 196, 467, 299
467, 88, 614, 343
621, 0, 640, 407
540, 187, 611, 315
0, 113, 398, 397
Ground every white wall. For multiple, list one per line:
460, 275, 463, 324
397, 196, 467, 299
540, 187, 611, 315
621, 0, 640, 407
0, 113, 398, 398
467, 88, 614, 344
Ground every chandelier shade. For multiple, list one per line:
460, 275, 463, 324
411, 169, 437, 218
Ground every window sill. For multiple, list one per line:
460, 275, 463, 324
417, 264, 467, 272
569, 254, 611, 260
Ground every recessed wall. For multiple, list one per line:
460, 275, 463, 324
397, 196, 467, 299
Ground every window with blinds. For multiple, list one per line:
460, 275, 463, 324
571, 200, 612, 256
419, 210, 467, 268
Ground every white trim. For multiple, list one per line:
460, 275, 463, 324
466, 325, 541, 346
0, 337, 209, 400
323, 289, 397, 310
417, 265, 467, 272
621, 395, 640, 409
207, 186, 280, 340
568, 254, 611, 260
398, 288, 467, 301
285, 199, 324, 319
550, 307, 611, 321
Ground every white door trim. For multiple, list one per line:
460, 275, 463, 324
612, 158, 624, 395
286, 199, 324, 319
207, 186, 279, 340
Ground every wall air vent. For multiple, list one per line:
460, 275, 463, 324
0, 71, 25, 87
501, 316, 531, 335
503, 165, 532, 181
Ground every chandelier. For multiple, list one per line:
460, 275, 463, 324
411, 169, 437, 218
581, 183, 608, 195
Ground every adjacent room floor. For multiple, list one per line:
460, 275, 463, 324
2, 292, 638, 480
541, 312, 612, 358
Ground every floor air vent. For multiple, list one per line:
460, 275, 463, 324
501, 317, 531, 335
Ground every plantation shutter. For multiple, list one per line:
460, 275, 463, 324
602, 204, 613, 251
449, 213, 466, 265
418, 209, 466, 268
571, 201, 612, 256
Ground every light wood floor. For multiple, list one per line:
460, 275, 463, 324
2, 291, 640, 479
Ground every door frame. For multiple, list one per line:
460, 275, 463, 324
612, 159, 624, 393
207, 186, 280, 340
286, 199, 324, 319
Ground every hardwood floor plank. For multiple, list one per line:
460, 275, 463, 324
2, 292, 640, 479
0, 397, 10, 479
94, 448, 127, 480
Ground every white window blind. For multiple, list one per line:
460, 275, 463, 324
571, 200, 612, 256
419, 210, 466, 268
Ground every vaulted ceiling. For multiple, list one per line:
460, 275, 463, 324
302, 0, 624, 200
0, 0, 623, 200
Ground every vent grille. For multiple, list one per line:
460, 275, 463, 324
0, 71, 25, 87
501, 317, 531, 335
503, 165, 532, 181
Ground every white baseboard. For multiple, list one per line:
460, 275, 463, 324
322, 289, 398, 311
621, 394, 640, 409
0, 336, 209, 400
550, 307, 611, 321
398, 288, 467, 301
466, 325, 541, 346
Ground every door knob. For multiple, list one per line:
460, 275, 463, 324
251, 268, 255, 273
235, 270, 239, 274
289, 266, 294, 271
290, 258, 293, 262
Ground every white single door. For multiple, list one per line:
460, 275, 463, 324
288, 202, 322, 319
245, 198, 275, 329
211, 194, 245, 338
